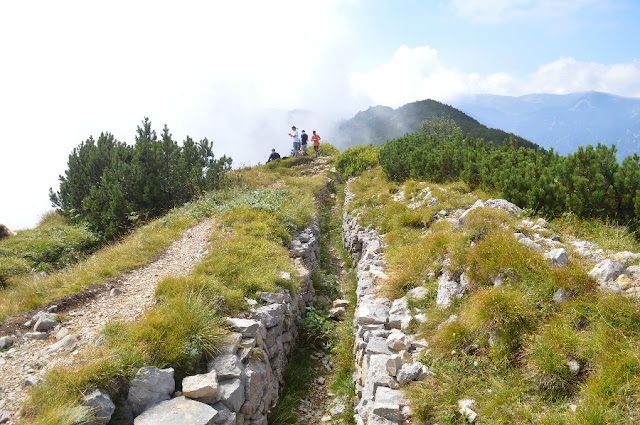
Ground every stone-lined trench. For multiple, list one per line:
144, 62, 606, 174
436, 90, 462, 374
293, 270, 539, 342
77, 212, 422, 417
27, 175, 436, 424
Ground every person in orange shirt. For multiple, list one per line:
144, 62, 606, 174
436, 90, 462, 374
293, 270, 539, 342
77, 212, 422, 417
311, 130, 321, 158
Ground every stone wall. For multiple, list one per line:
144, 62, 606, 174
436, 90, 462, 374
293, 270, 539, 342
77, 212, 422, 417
342, 186, 428, 425
88, 219, 321, 425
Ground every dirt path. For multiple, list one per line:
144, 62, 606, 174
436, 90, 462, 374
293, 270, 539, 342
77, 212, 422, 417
0, 218, 214, 424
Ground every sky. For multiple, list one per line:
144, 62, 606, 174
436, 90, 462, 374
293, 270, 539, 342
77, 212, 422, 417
1, 0, 640, 230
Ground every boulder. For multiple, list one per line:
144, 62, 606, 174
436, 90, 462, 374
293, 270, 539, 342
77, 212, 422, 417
330, 306, 347, 320
545, 248, 569, 267
23, 332, 48, 340
182, 370, 220, 404
82, 389, 115, 425
436, 270, 465, 308
251, 303, 285, 328
218, 378, 245, 413
406, 286, 428, 300
518, 237, 544, 252
356, 301, 390, 326
208, 354, 243, 380
396, 362, 428, 385
45, 334, 78, 355
615, 274, 636, 291
332, 299, 350, 308
386, 331, 410, 352
33, 312, 57, 332
388, 297, 410, 330
484, 199, 521, 215
133, 396, 218, 425
0, 336, 14, 350
454, 200, 485, 229
458, 399, 477, 423
127, 366, 175, 415
553, 288, 573, 303
226, 318, 261, 337
589, 259, 627, 284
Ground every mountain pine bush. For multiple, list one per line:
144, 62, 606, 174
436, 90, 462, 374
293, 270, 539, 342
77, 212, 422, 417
50, 118, 232, 239
334, 124, 640, 231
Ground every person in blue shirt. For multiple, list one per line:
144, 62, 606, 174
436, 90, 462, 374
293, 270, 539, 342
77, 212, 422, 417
300, 130, 309, 155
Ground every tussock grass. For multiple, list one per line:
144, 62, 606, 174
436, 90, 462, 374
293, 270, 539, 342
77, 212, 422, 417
552, 212, 640, 253
347, 170, 640, 424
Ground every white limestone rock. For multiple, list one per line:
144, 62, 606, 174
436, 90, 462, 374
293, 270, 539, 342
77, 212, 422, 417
518, 237, 544, 252
484, 199, 521, 215
45, 334, 78, 355
396, 362, 428, 385
406, 286, 428, 300
218, 378, 245, 413
388, 297, 410, 330
33, 312, 57, 332
386, 331, 410, 352
182, 370, 220, 404
127, 366, 175, 415
545, 248, 569, 267
133, 396, 218, 425
208, 354, 243, 380
458, 399, 477, 423
357, 301, 390, 326
0, 336, 14, 350
589, 259, 627, 284
436, 270, 465, 308
82, 389, 115, 425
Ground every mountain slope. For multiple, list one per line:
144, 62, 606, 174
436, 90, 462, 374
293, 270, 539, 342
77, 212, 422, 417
330, 99, 539, 150
454, 91, 640, 159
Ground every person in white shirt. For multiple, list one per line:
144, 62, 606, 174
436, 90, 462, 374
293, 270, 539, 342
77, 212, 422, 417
289, 126, 299, 156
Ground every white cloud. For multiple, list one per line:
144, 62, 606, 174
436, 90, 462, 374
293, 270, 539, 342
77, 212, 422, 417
0, 0, 359, 230
348, 46, 640, 107
450, 0, 597, 25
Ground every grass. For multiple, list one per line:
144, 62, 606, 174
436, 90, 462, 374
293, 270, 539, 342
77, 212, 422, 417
0, 212, 100, 285
552, 212, 640, 253
0, 206, 200, 322
21, 157, 333, 424
347, 167, 640, 424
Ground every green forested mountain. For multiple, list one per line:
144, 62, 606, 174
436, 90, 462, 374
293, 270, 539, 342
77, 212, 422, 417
331, 99, 539, 150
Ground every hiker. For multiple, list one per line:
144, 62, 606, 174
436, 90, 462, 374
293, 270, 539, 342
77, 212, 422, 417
288, 126, 299, 157
311, 130, 321, 158
0, 224, 12, 239
300, 130, 309, 156
267, 148, 281, 163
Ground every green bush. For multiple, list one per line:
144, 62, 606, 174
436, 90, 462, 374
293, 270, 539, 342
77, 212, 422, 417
318, 142, 340, 157
377, 129, 640, 228
50, 118, 232, 239
334, 144, 381, 177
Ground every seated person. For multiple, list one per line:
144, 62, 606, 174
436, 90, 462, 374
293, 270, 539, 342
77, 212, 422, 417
267, 148, 281, 163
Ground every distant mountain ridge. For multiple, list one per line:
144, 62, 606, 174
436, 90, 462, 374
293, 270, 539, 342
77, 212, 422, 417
330, 99, 539, 150
453, 91, 640, 159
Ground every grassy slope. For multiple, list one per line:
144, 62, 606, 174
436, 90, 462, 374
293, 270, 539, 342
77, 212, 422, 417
347, 167, 640, 424
21, 158, 329, 424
